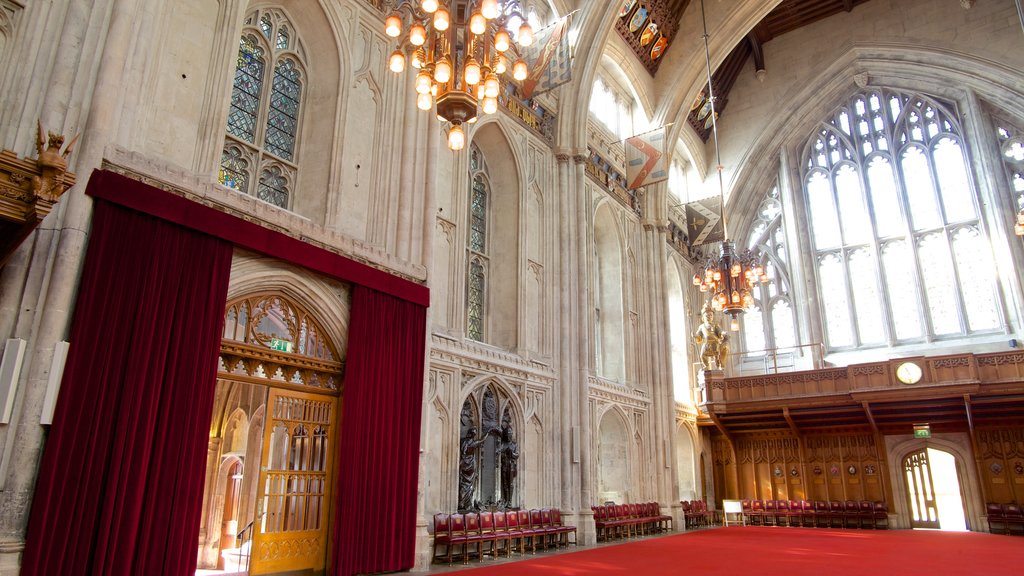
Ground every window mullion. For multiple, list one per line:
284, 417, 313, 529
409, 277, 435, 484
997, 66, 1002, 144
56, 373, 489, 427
891, 149, 932, 342
925, 145, 970, 335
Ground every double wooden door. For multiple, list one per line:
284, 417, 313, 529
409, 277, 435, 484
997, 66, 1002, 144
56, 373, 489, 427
250, 388, 337, 575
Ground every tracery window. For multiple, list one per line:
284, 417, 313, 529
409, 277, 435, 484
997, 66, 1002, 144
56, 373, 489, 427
219, 8, 306, 210
994, 118, 1024, 217
802, 90, 1002, 350
589, 77, 632, 140
467, 144, 490, 342
743, 186, 796, 354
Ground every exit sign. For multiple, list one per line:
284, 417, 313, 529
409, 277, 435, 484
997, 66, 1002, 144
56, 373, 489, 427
269, 338, 293, 353
913, 423, 931, 438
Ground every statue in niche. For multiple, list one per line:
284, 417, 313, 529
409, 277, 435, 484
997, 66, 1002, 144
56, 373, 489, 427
694, 301, 729, 370
458, 426, 496, 511
498, 420, 520, 508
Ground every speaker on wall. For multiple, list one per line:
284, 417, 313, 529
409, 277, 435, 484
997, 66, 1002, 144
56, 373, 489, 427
0, 339, 27, 424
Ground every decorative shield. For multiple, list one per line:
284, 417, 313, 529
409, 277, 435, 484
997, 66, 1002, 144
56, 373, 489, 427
629, 7, 649, 32
690, 91, 706, 112
640, 22, 659, 46
619, 0, 638, 18
650, 36, 669, 60
703, 111, 718, 130
697, 98, 713, 121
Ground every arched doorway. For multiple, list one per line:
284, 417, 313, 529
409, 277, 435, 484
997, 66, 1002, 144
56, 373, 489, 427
903, 447, 968, 531
597, 409, 629, 504
199, 293, 343, 575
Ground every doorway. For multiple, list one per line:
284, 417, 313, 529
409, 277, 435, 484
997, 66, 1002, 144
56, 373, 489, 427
903, 448, 967, 531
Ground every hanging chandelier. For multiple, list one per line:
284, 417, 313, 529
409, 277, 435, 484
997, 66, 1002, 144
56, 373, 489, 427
690, 0, 765, 331
384, 0, 533, 150
1016, 209, 1024, 236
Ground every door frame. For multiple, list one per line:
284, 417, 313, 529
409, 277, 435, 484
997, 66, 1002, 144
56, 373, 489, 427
886, 434, 984, 531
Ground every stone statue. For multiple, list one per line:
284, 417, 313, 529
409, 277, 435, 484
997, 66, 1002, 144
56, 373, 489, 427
498, 423, 520, 508
458, 426, 492, 511
694, 301, 729, 370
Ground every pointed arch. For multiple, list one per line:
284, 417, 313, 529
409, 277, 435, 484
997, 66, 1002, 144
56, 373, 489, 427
594, 203, 627, 381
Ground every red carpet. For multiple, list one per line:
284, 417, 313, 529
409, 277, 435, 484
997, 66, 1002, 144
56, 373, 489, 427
445, 527, 1024, 575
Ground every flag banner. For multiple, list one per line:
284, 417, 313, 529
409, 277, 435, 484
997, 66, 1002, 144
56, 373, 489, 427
686, 196, 724, 247
519, 14, 573, 98
624, 126, 668, 189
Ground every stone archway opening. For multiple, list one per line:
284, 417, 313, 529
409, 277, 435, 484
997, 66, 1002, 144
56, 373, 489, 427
903, 447, 967, 531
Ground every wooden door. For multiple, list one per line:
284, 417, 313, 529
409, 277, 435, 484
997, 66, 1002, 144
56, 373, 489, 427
904, 449, 940, 529
250, 389, 337, 575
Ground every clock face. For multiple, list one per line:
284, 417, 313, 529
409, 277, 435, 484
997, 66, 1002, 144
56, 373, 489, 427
896, 361, 923, 384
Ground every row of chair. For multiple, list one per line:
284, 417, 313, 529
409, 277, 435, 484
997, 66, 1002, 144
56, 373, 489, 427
741, 499, 889, 529
432, 508, 577, 564
986, 503, 1024, 535
681, 500, 716, 529
592, 502, 672, 541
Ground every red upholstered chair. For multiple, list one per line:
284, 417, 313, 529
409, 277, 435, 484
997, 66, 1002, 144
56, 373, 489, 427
492, 511, 512, 557
843, 501, 860, 528
859, 501, 874, 529
750, 499, 765, 526
872, 501, 889, 530
550, 508, 578, 546
530, 509, 553, 550
776, 499, 792, 527
518, 509, 542, 553
592, 505, 608, 541
813, 501, 830, 528
479, 511, 499, 557
1003, 504, 1024, 535
763, 499, 778, 526
465, 512, 491, 561
446, 513, 471, 565
828, 501, 845, 528
986, 503, 1007, 534
653, 502, 672, 532
505, 509, 525, 554
680, 500, 693, 529
432, 513, 453, 564
741, 499, 752, 524
799, 501, 815, 528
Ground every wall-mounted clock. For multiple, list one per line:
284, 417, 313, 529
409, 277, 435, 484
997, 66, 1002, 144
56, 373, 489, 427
895, 361, 923, 384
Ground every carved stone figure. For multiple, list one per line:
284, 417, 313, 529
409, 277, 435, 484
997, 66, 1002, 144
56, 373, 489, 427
498, 423, 520, 508
458, 426, 490, 511
694, 301, 729, 370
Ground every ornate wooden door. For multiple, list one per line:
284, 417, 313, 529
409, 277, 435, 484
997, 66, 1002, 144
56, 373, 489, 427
904, 449, 940, 529
250, 389, 337, 575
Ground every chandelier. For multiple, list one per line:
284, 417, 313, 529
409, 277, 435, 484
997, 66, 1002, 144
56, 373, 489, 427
1016, 209, 1024, 236
690, 0, 765, 331
384, 0, 533, 150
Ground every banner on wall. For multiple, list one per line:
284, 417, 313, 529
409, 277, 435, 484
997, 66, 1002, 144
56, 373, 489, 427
686, 196, 724, 247
518, 13, 574, 98
624, 126, 668, 189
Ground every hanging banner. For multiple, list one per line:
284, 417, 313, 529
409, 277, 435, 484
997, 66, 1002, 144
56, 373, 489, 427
518, 14, 574, 98
624, 126, 668, 189
686, 196, 724, 247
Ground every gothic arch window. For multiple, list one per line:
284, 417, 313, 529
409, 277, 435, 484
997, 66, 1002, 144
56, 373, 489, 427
219, 8, 306, 210
994, 117, 1024, 219
743, 185, 796, 354
467, 144, 490, 342
459, 384, 519, 510
589, 77, 633, 140
802, 90, 1002, 350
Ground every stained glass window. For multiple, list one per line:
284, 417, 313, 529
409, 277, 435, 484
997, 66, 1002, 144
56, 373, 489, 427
802, 90, 1001, 350
467, 143, 490, 342
257, 166, 289, 208
470, 176, 488, 252
467, 261, 485, 341
265, 58, 302, 161
227, 36, 265, 143
994, 119, 1024, 214
219, 146, 250, 193
221, 9, 305, 210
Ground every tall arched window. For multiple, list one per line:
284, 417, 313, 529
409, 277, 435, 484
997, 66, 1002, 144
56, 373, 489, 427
467, 144, 490, 342
994, 117, 1024, 217
589, 77, 632, 140
219, 8, 306, 210
803, 90, 1002, 350
743, 186, 796, 354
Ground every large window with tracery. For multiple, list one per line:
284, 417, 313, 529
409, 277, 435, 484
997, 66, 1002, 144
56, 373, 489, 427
743, 186, 796, 355
803, 90, 1002, 350
589, 77, 632, 140
994, 117, 1024, 218
466, 144, 490, 342
219, 8, 306, 210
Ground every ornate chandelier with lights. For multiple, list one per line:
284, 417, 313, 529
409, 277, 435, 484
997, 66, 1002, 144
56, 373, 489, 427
385, 0, 534, 150
690, 0, 765, 331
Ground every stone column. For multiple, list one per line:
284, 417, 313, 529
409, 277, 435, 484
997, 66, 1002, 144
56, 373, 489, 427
572, 152, 596, 543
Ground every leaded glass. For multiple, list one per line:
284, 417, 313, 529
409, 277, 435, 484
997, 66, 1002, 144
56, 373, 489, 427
277, 26, 290, 49
994, 120, 1024, 212
743, 185, 796, 355
470, 175, 488, 252
260, 14, 272, 39
219, 146, 250, 193
743, 305, 766, 355
227, 36, 265, 143
803, 89, 1001, 349
257, 166, 289, 208
467, 261, 485, 341
772, 300, 796, 349
265, 59, 302, 161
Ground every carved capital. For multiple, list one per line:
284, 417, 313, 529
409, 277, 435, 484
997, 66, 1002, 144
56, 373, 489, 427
572, 154, 589, 165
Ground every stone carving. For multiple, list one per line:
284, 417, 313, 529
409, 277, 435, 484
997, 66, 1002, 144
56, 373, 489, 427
498, 419, 520, 508
694, 301, 729, 370
458, 425, 493, 511
33, 122, 78, 201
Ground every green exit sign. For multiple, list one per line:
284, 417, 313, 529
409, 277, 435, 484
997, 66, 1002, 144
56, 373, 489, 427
269, 338, 293, 353
913, 423, 931, 438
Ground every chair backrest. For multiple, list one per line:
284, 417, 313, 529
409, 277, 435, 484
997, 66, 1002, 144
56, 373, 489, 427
541, 508, 553, 525
480, 511, 495, 532
551, 508, 563, 525
845, 500, 859, 512
680, 500, 691, 512
860, 501, 873, 513
801, 500, 813, 512
765, 499, 777, 511
531, 508, 544, 526
777, 500, 790, 511
434, 513, 451, 535
741, 499, 752, 511
466, 512, 481, 532
507, 510, 519, 529
518, 509, 531, 527
815, 501, 828, 512
987, 503, 1003, 515
616, 504, 628, 518
1004, 504, 1023, 518
751, 499, 764, 512
451, 513, 466, 534
494, 510, 507, 530
830, 501, 844, 512
874, 501, 888, 514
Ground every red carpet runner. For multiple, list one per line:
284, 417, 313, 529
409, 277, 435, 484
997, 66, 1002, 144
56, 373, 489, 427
447, 527, 1024, 575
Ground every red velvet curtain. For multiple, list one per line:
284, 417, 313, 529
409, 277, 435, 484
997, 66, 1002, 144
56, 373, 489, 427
332, 284, 427, 576
21, 199, 233, 575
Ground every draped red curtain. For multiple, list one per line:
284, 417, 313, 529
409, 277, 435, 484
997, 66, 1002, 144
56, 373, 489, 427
332, 285, 427, 576
21, 199, 233, 575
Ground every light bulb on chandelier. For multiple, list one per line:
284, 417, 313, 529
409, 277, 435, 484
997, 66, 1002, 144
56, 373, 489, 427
384, 0, 532, 150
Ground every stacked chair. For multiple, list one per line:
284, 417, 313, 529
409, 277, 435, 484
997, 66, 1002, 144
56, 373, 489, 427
432, 508, 577, 564
986, 503, 1024, 535
738, 499, 888, 529
592, 502, 673, 541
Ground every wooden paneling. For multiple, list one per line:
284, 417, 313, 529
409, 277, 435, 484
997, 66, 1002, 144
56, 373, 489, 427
976, 427, 1024, 504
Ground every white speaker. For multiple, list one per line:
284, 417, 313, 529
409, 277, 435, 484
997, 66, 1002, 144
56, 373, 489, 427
40, 341, 69, 426
0, 339, 27, 424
